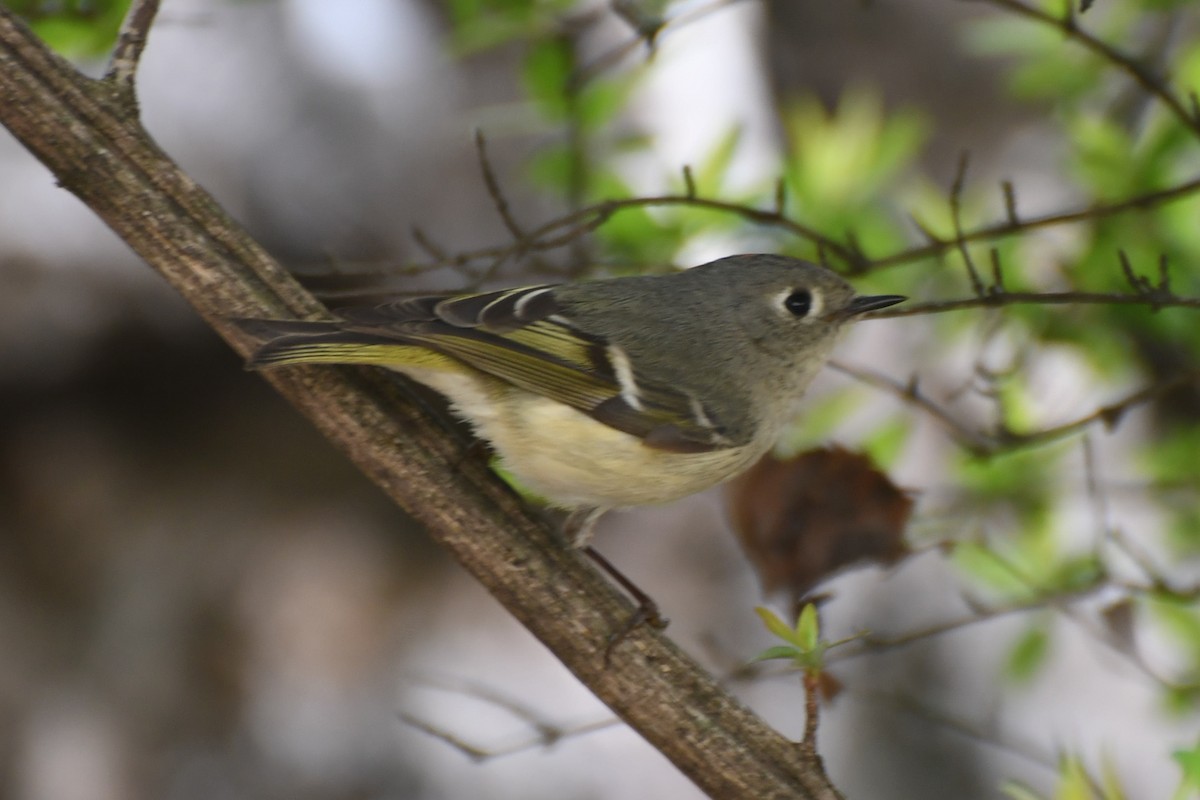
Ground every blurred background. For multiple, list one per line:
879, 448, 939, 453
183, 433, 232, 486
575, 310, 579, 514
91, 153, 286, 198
3, 1, 1200, 798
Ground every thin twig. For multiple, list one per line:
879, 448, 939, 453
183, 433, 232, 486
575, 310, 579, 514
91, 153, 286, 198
410, 226, 450, 262
950, 151, 987, 296
1001, 181, 1018, 225
874, 289, 1200, 317
1080, 435, 1159, 585
399, 712, 492, 761
828, 360, 994, 455
828, 584, 1105, 664
859, 690, 1062, 781
474, 129, 526, 242
570, 0, 753, 89
833, 359, 1200, 456
347, 172, 1200, 280
400, 709, 620, 761
872, 172, 1200, 269
399, 671, 624, 759
104, 0, 161, 104
1016, 369, 1200, 445
975, 0, 1200, 137
988, 248, 1006, 294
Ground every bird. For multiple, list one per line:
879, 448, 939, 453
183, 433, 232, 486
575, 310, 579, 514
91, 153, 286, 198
234, 253, 905, 544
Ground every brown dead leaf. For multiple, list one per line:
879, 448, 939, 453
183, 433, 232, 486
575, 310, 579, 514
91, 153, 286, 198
726, 446, 913, 606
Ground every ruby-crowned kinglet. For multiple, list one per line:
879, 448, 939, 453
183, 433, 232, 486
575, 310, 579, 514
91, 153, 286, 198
235, 254, 904, 543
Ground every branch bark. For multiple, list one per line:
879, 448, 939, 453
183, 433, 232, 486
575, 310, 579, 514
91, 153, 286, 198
0, 10, 839, 799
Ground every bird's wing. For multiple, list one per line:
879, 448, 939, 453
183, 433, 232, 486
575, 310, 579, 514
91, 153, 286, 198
332, 285, 739, 453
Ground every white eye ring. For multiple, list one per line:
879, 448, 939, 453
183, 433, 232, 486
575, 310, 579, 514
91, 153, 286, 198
774, 287, 824, 319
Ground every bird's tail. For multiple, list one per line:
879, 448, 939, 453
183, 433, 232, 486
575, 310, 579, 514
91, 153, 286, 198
231, 318, 428, 369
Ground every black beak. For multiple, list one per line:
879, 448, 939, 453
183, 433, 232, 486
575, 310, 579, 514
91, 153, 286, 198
845, 294, 906, 317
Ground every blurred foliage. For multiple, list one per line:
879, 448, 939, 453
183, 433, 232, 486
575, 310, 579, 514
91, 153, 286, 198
10, 0, 130, 58
1005, 618, 1052, 683
1172, 740, 1200, 800
778, 90, 927, 261
446, 0, 577, 53
1002, 754, 1128, 800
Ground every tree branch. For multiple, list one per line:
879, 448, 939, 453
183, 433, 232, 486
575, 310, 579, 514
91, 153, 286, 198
0, 10, 840, 799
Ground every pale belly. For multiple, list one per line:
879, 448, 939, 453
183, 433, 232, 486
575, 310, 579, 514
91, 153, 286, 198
400, 366, 763, 510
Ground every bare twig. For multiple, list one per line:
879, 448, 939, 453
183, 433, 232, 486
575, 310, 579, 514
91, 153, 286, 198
828, 583, 1105, 664
475, 129, 526, 242
1001, 181, 1018, 225
950, 152, 987, 296
104, 0, 160, 103
340, 171, 1200, 281
975, 0, 1200, 137
400, 710, 619, 760
571, 0, 753, 89
1019, 369, 1200, 444
399, 672, 621, 760
988, 248, 1006, 294
871, 174, 1200, 270
399, 712, 493, 761
1118, 250, 1175, 310
833, 358, 1200, 456
860, 690, 1062, 781
1080, 435, 1158, 584
874, 289, 1200, 317
802, 673, 821, 754
828, 360, 995, 455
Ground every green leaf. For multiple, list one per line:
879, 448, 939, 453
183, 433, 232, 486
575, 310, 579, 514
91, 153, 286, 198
1098, 752, 1128, 800
1172, 740, 1200, 800
756, 606, 799, 646
1147, 594, 1200, 670
1048, 555, 1104, 594
751, 645, 803, 663
796, 603, 820, 652
776, 388, 864, 455
447, 0, 576, 53
1068, 116, 1140, 198
862, 415, 912, 469
1002, 782, 1047, 800
522, 38, 572, 120
577, 68, 642, 131
1055, 757, 1096, 800
11, 0, 131, 59
691, 125, 743, 196
779, 89, 926, 243
1006, 621, 1050, 683
951, 541, 1032, 598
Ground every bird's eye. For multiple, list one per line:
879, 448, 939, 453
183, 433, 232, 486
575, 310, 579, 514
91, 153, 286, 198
784, 290, 812, 318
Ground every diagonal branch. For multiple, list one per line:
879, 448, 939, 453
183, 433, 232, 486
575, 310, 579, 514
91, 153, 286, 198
0, 10, 840, 800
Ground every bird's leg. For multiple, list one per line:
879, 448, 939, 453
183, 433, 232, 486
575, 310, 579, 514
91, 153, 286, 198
562, 506, 605, 547
562, 508, 669, 663
580, 545, 669, 667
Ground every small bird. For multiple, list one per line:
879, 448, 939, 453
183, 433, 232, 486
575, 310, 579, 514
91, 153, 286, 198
235, 254, 904, 544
